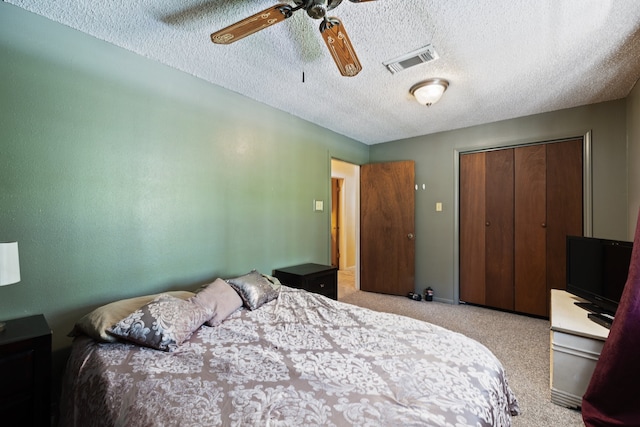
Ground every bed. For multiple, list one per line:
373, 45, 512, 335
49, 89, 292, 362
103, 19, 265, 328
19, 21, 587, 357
59, 273, 519, 426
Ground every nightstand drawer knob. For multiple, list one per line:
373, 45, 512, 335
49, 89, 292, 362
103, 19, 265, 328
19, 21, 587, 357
319, 283, 325, 288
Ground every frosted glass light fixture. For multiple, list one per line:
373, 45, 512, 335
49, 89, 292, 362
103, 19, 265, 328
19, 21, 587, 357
410, 78, 449, 106
0, 241, 21, 332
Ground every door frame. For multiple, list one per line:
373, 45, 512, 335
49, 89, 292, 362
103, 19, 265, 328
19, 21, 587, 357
453, 130, 593, 304
331, 177, 342, 268
330, 158, 361, 290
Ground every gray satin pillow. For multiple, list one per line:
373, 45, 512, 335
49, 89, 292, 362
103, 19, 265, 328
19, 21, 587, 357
227, 270, 279, 310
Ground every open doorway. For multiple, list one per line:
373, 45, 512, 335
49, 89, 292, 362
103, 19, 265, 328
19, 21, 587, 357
330, 159, 359, 298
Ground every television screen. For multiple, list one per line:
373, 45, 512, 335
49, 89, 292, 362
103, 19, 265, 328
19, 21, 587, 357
566, 235, 632, 316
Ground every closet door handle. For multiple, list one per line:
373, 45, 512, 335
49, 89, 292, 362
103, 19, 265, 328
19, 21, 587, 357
541, 223, 547, 228
485, 221, 490, 227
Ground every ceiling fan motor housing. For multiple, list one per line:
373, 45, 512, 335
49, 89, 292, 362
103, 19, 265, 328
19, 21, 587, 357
295, 0, 343, 19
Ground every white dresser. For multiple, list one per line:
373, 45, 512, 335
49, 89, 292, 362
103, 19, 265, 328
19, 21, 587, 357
550, 289, 609, 409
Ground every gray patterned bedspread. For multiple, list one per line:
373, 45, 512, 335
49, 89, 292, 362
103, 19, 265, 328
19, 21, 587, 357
60, 286, 519, 426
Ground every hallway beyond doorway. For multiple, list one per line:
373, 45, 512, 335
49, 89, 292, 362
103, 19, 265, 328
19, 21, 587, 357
338, 269, 357, 300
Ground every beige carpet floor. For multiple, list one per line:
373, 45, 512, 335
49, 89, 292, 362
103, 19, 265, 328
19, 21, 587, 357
337, 271, 584, 427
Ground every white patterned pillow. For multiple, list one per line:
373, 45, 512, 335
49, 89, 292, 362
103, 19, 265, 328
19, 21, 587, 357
108, 294, 212, 352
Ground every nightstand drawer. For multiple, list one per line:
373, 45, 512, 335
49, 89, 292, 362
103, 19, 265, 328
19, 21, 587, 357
0, 349, 34, 398
305, 275, 337, 299
273, 263, 338, 300
0, 314, 52, 426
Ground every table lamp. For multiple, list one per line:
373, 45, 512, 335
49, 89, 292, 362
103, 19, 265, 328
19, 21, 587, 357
0, 242, 21, 332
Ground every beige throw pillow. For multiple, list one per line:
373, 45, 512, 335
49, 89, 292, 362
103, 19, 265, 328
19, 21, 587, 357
68, 290, 194, 342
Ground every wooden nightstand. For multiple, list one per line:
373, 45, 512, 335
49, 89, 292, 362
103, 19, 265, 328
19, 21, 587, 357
0, 314, 52, 426
273, 263, 338, 300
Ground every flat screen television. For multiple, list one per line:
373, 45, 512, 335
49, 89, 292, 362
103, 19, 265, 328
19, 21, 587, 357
566, 235, 633, 317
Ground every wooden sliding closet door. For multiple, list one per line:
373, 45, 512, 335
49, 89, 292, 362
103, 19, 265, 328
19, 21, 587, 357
459, 150, 514, 311
514, 145, 547, 316
459, 138, 583, 317
485, 150, 515, 310
546, 139, 583, 292
460, 153, 486, 305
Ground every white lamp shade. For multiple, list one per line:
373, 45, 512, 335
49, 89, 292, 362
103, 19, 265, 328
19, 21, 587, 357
410, 78, 450, 106
0, 242, 20, 286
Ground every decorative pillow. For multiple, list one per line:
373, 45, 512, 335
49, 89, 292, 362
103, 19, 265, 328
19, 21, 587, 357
262, 273, 282, 290
227, 270, 279, 310
107, 294, 212, 352
190, 278, 243, 326
68, 290, 195, 343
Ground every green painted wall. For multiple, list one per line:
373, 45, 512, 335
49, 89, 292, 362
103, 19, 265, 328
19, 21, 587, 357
0, 3, 368, 364
371, 100, 630, 303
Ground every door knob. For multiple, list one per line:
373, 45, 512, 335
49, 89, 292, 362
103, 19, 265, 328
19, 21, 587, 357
485, 221, 490, 226
541, 223, 547, 228
407, 233, 415, 240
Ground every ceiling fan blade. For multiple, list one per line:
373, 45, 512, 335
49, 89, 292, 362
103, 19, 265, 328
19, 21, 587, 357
320, 17, 362, 77
211, 4, 292, 44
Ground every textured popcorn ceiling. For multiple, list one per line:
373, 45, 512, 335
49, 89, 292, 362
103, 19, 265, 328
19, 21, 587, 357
6, 0, 640, 145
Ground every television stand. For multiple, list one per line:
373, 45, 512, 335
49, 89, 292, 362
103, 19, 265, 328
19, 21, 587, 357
550, 290, 609, 409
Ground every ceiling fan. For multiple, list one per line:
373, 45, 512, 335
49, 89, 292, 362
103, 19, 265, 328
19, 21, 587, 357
210, 0, 375, 77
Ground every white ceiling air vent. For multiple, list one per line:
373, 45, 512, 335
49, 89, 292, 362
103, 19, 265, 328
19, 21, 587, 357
383, 44, 440, 74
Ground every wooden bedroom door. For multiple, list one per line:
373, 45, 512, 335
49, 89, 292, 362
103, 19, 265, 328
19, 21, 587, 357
360, 161, 415, 295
